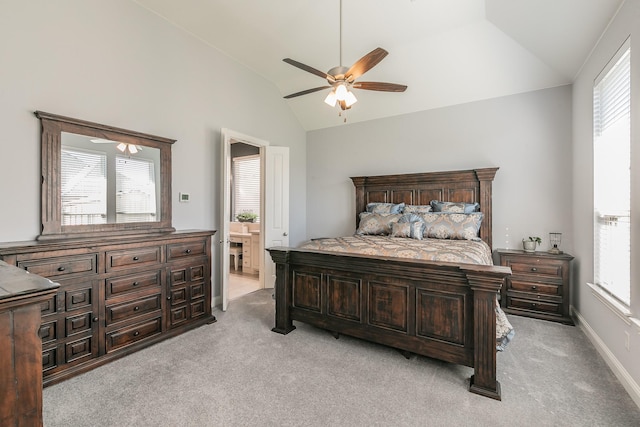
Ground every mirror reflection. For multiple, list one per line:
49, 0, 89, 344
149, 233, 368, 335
61, 132, 161, 226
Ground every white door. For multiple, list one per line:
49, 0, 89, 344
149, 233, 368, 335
264, 146, 290, 288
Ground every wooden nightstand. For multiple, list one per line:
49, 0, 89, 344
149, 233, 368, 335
496, 249, 574, 325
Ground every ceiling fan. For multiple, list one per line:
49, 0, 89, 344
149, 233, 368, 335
282, 0, 407, 111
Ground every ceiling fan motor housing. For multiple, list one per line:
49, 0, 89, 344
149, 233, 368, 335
327, 66, 350, 83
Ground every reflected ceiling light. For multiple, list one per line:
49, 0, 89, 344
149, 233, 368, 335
116, 142, 140, 155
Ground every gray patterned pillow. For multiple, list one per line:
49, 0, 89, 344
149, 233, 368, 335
419, 212, 484, 240
390, 221, 425, 240
356, 212, 402, 235
403, 204, 433, 214
430, 200, 479, 213
366, 202, 405, 214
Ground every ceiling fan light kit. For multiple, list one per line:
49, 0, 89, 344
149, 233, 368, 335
282, 0, 406, 118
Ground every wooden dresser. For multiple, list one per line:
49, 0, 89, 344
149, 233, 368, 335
496, 249, 574, 325
0, 230, 216, 386
0, 260, 59, 427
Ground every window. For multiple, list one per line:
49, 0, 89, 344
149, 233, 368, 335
233, 155, 260, 222
116, 156, 157, 223
61, 147, 107, 225
593, 41, 631, 306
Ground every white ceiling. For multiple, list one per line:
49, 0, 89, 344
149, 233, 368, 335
134, 0, 623, 131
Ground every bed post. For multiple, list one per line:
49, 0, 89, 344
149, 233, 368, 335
268, 248, 296, 335
474, 168, 498, 249
464, 268, 509, 401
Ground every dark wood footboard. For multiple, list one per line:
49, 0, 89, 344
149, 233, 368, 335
268, 247, 511, 400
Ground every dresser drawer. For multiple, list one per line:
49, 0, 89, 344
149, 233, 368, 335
106, 317, 162, 353
18, 254, 97, 278
106, 246, 162, 271
105, 294, 162, 325
105, 270, 162, 299
509, 279, 561, 296
167, 240, 207, 261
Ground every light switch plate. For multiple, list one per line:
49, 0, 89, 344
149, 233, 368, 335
179, 192, 190, 203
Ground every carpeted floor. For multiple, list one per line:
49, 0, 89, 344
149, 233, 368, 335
43, 289, 640, 426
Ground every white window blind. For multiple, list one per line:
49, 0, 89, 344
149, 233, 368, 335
593, 42, 631, 306
61, 147, 107, 225
233, 155, 260, 222
116, 156, 157, 223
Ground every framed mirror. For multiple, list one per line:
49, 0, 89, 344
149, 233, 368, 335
36, 111, 175, 240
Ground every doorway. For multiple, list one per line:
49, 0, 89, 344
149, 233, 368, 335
220, 128, 290, 311
228, 142, 261, 300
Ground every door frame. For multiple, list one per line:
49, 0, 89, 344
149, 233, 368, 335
220, 128, 269, 311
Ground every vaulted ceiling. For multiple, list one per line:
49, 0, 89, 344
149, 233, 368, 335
134, 0, 624, 131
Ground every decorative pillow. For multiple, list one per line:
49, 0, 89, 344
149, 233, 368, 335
398, 213, 423, 223
356, 212, 402, 235
419, 212, 484, 240
403, 204, 433, 214
430, 200, 479, 213
390, 221, 425, 240
366, 202, 405, 214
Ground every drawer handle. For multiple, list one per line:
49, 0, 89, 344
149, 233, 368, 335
167, 296, 171, 300
133, 331, 140, 336
92, 316, 99, 322
134, 306, 140, 311
57, 266, 66, 272
531, 285, 537, 290
530, 267, 537, 272
133, 256, 139, 261
531, 303, 538, 307
185, 249, 192, 254
132, 281, 139, 286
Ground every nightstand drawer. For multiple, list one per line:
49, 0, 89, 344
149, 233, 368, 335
509, 279, 561, 296
508, 260, 563, 278
507, 296, 562, 315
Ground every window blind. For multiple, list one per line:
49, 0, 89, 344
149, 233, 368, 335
61, 147, 107, 225
233, 155, 260, 222
116, 156, 157, 223
593, 43, 631, 306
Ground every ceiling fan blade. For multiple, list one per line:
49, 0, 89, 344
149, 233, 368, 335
283, 58, 335, 82
345, 47, 388, 81
283, 86, 332, 99
352, 82, 407, 92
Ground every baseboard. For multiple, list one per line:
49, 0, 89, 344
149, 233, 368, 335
572, 307, 640, 409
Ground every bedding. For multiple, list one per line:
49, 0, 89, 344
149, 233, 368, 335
300, 235, 493, 265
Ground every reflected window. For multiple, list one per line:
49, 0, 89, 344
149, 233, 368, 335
116, 156, 157, 223
61, 147, 107, 225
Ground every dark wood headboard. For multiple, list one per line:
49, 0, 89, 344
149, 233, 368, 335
350, 168, 499, 249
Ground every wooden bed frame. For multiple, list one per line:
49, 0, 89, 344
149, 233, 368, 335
267, 168, 511, 400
